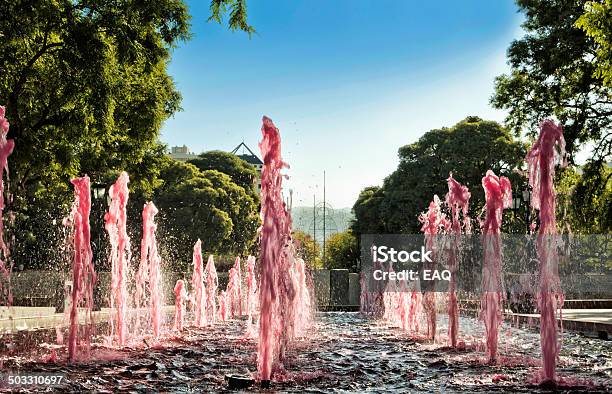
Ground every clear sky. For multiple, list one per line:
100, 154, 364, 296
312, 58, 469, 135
161, 1, 524, 208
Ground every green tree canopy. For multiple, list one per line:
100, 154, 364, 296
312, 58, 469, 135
323, 231, 359, 271
1, 0, 192, 202
492, 0, 611, 214
351, 186, 386, 236
155, 158, 259, 270
188, 150, 259, 199
359, 117, 526, 235
1, 0, 256, 269
208, 0, 255, 35
576, 0, 612, 88
556, 164, 612, 233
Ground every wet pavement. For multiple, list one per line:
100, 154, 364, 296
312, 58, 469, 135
0, 312, 610, 392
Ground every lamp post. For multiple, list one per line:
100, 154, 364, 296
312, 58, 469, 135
522, 186, 532, 233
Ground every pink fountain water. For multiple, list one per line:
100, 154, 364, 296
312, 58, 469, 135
408, 284, 422, 335
526, 120, 566, 383
257, 116, 302, 384
205, 254, 218, 323
218, 290, 228, 322
173, 279, 187, 331
245, 255, 257, 330
191, 239, 206, 327
0, 106, 14, 307
291, 258, 312, 336
226, 257, 242, 318
135, 202, 163, 338
104, 172, 131, 345
480, 170, 512, 362
382, 262, 399, 325
419, 195, 446, 340
445, 174, 471, 348
66, 176, 97, 361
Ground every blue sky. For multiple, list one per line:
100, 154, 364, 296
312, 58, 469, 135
161, 1, 524, 208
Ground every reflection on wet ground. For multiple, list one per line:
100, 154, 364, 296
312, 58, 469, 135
1, 312, 610, 392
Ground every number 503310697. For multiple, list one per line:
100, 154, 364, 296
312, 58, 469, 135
1, 373, 66, 387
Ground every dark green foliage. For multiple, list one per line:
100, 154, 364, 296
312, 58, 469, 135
154, 159, 260, 271
0, 0, 256, 270
208, 0, 255, 35
492, 0, 612, 232
323, 231, 359, 271
576, 0, 612, 88
188, 150, 259, 201
352, 117, 526, 236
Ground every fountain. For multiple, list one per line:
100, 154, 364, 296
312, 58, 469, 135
205, 254, 218, 323
245, 255, 257, 331
65, 176, 96, 361
0, 106, 14, 308
445, 174, 471, 348
419, 195, 446, 340
226, 257, 242, 318
173, 279, 187, 331
191, 239, 205, 327
291, 258, 312, 336
218, 290, 228, 321
257, 115, 307, 385
526, 120, 566, 383
0, 107, 609, 393
104, 172, 131, 345
480, 170, 512, 362
135, 202, 163, 338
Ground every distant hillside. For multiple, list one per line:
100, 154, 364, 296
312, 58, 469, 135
291, 206, 354, 240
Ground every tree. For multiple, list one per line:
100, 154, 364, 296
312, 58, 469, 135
323, 231, 359, 271
576, 0, 612, 88
351, 186, 386, 237
154, 158, 260, 270
1, 0, 255, 269
374, 117, 525, 234
188, 150, 259, 200
556, 164, 612, 233
292, 230, 321, 268
491, 0, 611, 213
208, 0, 255, 35
1, 1, 192, 202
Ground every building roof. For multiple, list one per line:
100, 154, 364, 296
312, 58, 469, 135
231, 142, 263, 165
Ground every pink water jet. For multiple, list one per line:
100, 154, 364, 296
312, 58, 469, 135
408, 287, 422, 335
191, 239, 206, 327
445, 174, 471, 348
66, 176, 96, 361
205, 254, 218, 323
105, 172, 131, 346
359, 273, 368, 314
0, 106, 14, 307
480, 170, 511, 362
173, 279, 187, 332
419, 195, 446, 340
257, 116, 301, 383
246, 255, 257, 327
291, 257, 312, 336
218, 290, 228, 322
526, 120, 566, 383
135, 202, 163, 338
226, 257, 242, 318
382, 262, 400, 325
